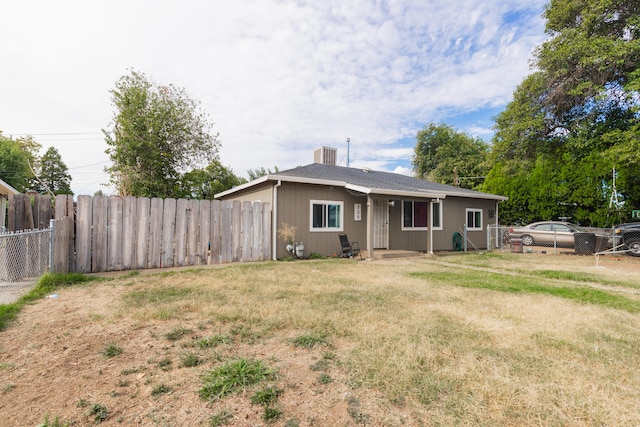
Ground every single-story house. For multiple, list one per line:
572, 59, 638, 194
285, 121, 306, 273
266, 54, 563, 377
215, 147, 507, 259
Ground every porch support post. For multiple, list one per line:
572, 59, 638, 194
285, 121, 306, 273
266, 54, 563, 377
429, 199, 434, 255
366, 194, 374, 260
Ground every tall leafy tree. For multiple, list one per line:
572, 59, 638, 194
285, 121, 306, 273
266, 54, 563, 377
412, 123, 490, 190
104, 70, 220, 197
536, 0, 640, 121
247, 166, 279, 181
484, 0, 640, 225
180, 160, 246, 199
0, 132, 39, 192
32, 146, 73, 195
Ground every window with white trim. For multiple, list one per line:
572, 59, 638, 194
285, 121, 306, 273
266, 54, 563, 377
466, 208, 483, 230
402, 200, 429, 230
310, 200, 343, 231
431, 201, 443, 230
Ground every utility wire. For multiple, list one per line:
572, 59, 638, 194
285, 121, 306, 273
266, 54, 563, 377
6, 132, 104, 136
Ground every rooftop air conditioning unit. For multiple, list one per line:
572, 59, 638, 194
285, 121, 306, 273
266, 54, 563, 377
314, 146, 337, 166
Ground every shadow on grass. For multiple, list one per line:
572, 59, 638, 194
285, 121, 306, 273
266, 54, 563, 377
410, 270, 640, 313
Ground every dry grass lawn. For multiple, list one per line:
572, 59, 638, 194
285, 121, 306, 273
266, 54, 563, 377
1, 252, 640, 426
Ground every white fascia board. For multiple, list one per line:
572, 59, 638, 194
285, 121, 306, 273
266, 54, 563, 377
0, 178, 19, 195
362, 186, 448, 199
268, 174, 348, 187
214, 174, 349, 199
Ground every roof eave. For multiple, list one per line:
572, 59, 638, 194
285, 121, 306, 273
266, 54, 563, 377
0, 178, 19, 196
214, 172, 508, 202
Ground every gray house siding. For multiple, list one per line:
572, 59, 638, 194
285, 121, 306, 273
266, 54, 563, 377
436, 197, 498, 250
388, 200, 429, 251
226, 185, 273, 204
387, 196, 499, 252
275, 183, 367, 258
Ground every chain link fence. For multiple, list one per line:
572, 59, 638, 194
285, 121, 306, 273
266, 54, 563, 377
0, 228, 52, 304
486, 225, 512, 252
487, 224, 617, 255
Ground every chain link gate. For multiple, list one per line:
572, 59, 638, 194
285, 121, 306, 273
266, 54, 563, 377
0, 228, 52, 304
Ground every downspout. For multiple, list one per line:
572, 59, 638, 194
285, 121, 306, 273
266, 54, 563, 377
272, 180, 281, 261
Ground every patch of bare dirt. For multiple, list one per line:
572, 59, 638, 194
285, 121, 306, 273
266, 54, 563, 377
0, 279, 408, 426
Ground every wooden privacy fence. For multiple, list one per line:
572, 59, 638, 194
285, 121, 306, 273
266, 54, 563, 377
7, 193, 53, 232
52, 195, 271, 274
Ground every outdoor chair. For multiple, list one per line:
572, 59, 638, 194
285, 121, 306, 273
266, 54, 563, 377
339, 233, 362, 259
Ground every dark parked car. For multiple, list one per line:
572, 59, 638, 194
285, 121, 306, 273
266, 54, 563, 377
509, 221, 607, 247
613, 223, 640, 257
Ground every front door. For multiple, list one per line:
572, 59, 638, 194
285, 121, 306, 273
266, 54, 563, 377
373, 199, 389, 249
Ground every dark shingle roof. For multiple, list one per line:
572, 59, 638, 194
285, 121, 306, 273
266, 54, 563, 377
275, 163, 504, 200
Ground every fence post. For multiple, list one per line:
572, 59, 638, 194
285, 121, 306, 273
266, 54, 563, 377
49, 219, 54, 273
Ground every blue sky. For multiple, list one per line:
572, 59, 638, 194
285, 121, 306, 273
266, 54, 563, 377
0, 0, 548, 195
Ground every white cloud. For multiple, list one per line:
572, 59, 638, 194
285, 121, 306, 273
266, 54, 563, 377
0, 0, 547, 195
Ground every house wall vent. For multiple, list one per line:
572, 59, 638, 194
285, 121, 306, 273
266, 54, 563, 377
314, 146, 337, 166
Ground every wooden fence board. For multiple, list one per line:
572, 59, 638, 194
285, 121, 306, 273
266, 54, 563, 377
187, 200, 200, 265
8, 194, 28, 231
75, 195, 92, 273
175, 199, 188, 267
54, 194, 70, 219
92, 195, 108, 273
23, 195, 35, 230
107, 196, 123, 271
135, 197, 150, 269
122, 197, 137, 270
148, 198, 163, 269
161, 198, 177, 268
55, 194, 75, 272
242, 201, 252, 261
53, 196, 71, 273
221, 201, 232, 263
210, 200, 221, 264
6, 194, 16, 231
252, 202, 262, 261
53, 217, 73, 274
262, 203, 271, 261
199, 200, 211, 265
232, 201, 242, 262
35, 195, 52, 229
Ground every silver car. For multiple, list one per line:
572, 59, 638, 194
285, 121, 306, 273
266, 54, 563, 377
509, 221, 597, 247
